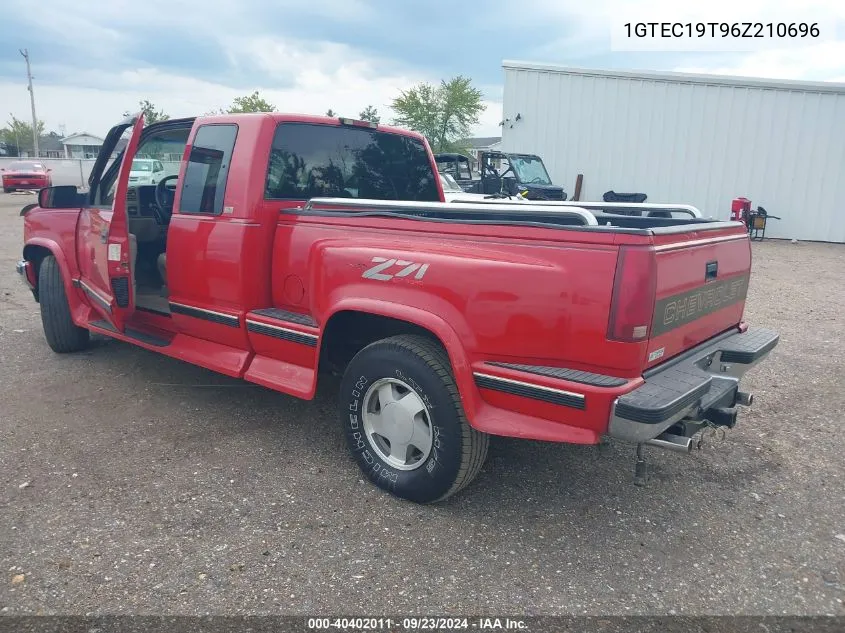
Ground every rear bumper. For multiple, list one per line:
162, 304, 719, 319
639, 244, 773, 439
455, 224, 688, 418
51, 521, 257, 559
607, 327, 780, 443
3, 180, 48, 190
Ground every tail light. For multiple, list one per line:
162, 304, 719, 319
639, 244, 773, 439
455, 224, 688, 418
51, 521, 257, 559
607, 246, 657, 342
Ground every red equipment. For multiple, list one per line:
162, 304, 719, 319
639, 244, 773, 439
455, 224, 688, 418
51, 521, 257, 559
731, 197, 752, 223
730, 197, 780, 240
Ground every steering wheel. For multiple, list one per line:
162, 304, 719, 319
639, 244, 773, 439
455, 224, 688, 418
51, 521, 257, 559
154, 175, 179, 223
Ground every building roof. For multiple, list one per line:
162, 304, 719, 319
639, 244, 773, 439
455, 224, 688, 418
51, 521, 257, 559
39, 134, 64, 152
502, 60, 845, 94
463, 136, 501, 148
61, 132, 105, 144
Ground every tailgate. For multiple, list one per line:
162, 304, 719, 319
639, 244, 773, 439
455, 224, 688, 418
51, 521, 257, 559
645, 232, 751, 368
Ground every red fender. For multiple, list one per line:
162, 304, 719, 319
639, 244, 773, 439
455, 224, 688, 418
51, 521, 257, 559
24, 237, 88, 324
322, 298, 482, 425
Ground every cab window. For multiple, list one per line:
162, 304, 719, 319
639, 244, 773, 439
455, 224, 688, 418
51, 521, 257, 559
264, 123, 439, 202
178, 124, 238, 215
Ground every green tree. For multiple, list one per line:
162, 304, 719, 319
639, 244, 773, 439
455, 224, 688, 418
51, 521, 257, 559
358, 105, 380, 124
0, 115, 46, 155
225, 91, 276, 113
391, 76, 485, 152
123, 99, 170, 125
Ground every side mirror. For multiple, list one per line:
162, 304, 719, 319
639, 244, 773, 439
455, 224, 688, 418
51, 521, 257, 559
38, 185, 85, 209
47, 168, 53, 172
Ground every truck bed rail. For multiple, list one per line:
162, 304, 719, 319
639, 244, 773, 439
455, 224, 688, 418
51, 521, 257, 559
302, 197, 600, 226
447, 198, 704, 219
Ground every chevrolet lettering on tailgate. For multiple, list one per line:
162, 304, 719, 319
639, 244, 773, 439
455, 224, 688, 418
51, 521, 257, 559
652, 273, 749, 337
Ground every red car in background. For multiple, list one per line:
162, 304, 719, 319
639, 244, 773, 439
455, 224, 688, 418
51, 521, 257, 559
2, 160, 52, 193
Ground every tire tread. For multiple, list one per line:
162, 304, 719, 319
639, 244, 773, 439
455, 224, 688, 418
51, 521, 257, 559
366, 334, 489, 502
39, 256, 89, 353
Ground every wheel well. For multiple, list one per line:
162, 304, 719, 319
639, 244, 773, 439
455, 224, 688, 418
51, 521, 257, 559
22, 245, 52, 301
319, 310, 445, 376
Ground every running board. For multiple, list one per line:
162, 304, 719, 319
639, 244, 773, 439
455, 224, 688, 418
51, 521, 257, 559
89, 320, 172, 347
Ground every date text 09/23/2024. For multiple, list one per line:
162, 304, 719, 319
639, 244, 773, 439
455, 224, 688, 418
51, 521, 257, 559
307, 617, 528, 630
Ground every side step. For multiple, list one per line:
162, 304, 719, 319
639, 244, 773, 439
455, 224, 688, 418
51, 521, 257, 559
89, 320, 172, 348
250, 307, 317, 328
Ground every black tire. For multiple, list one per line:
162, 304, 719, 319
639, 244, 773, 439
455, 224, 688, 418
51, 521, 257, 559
38, 255, 89, 353
4, 188, 13, 193
339, 334, 488, 503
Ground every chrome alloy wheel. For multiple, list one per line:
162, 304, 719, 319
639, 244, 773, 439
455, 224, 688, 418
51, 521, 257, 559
361, 377, 434, 471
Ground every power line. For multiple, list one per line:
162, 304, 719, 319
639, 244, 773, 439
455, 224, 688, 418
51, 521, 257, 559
19, 48, 39, 156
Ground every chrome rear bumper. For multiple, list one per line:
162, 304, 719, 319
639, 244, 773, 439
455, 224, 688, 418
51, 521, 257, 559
608, 327, 779, 443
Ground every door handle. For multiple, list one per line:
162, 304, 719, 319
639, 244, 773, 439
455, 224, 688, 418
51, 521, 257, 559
705, 261, 718, 281
100, 226, 108, 243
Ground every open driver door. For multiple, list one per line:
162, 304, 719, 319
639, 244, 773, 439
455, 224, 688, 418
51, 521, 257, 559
75, 113, 145, 332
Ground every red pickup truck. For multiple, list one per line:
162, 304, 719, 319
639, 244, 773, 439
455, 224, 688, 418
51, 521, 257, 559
17, 112, 779, 503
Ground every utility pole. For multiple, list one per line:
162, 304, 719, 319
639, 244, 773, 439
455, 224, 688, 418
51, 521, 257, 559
20, 48, 39, 157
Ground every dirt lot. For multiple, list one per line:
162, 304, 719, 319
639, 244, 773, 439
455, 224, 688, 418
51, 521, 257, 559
0, 191, 843, 616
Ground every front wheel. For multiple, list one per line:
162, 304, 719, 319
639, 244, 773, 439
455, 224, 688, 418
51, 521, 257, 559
38, 255, 89, 353
339, 334, 489, 503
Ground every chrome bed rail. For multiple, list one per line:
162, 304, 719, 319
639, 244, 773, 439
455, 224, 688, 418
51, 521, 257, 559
447, 198, 703, 219
303, 197, 600, 226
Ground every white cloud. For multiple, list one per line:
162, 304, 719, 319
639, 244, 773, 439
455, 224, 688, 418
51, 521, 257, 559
674, 41, 845, 81
529, 0, 845, 72
1, 65, 401, 138
4, 22, 506, 139
5, 0, 841, 142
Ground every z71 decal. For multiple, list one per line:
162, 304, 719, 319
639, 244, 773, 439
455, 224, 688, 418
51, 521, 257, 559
362, 257, 430, 281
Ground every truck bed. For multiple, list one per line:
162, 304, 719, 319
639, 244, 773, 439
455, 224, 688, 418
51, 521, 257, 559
296, 197, 731, 234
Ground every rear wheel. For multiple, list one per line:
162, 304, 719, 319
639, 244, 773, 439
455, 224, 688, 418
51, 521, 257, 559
339, 334, 488, 503
4, 188, 13, 193
38, 255, 89, 353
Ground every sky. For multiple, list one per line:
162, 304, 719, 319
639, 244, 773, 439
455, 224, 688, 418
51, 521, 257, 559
1, 0, 843, 139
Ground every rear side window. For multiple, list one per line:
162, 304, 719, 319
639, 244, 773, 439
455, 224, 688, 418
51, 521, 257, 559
264, 123, 439, 202
179, 124, 238, 215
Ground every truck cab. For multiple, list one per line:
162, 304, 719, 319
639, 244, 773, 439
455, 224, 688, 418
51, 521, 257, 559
31, 113, 443, 331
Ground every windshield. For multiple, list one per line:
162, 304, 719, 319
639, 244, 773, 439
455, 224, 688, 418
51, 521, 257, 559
439, 173, 464, 193
9, 161, 43, 171
131, 160, 152, 172
510, 155, 551, 185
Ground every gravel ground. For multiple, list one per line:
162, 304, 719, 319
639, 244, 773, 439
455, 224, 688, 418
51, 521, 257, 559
0, 192, 843, 616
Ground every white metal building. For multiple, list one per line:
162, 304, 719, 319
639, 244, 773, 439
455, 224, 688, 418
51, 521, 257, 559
501, 61, 845, 243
